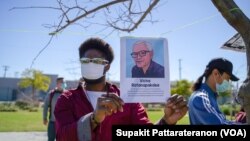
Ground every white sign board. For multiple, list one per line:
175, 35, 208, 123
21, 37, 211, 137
221, 33, 246, 52
120, 37, 170, 103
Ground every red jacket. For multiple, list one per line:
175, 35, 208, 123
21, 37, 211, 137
54, 83, 151, 141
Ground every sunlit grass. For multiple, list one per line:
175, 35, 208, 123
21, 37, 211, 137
0, 109, 46, 132
147, 109, 189, 125
0, 108, 191, 132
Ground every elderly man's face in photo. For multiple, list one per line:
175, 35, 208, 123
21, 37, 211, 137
131, 42, 153, 69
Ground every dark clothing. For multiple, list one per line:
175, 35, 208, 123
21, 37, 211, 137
132, 60, 164, 78
54, 83, 152, 141
48, 121, 56, 141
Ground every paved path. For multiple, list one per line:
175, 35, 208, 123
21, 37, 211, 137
0, 132, 47, 141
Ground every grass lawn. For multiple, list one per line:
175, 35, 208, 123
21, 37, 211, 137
0, 109, 46, 132
0, 108, 190, 132
147, 109, 189, 125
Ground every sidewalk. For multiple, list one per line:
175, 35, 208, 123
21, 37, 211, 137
0, 132, 47, 141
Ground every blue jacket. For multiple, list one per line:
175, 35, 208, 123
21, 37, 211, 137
188, 83, 240, 125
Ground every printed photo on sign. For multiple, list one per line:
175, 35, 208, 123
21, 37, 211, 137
120, 37, 170, 103
127, 40, 165, 78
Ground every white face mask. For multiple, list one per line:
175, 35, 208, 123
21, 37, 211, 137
81, 63, 105, 80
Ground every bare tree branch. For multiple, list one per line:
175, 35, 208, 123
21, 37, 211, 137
30, 35, 54, 69
11, 0, 161, 69
108, 0, 159, 32
11, 0, 160, 35
50, 0, 129, 35
10, 6, 61, 11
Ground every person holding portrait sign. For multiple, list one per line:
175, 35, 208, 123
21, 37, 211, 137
54, 37, 188, 141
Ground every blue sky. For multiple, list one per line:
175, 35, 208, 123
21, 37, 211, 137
0, 0, 249, 87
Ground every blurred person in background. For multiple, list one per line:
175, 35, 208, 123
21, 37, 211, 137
43, 77, 67, 141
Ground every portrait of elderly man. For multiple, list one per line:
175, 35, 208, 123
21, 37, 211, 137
131, 40, 165, 78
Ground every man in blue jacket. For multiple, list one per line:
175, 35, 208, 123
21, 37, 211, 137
188, 57, 243, 125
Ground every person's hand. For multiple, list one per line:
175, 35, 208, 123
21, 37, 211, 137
163, 94, 188, 125
43, 119, 48, 125
92, 93, 124, 124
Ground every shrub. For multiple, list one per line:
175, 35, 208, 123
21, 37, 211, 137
15, 100, 41, 112
15, 100, 30, 110
147, 108, 162, 111
29, 108, 38, 112
220, 104, 231, 115
0, 103, 17, 112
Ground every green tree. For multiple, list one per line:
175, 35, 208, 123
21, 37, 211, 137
18, 69, 51, 100
171, 79, 192, 98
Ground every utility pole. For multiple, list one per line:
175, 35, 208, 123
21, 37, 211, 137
178, 59, 182, 80
2, 65, 9, 78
